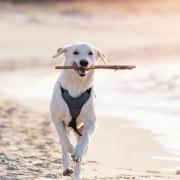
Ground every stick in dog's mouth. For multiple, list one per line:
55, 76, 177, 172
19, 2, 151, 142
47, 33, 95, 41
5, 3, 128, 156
55, 64, 136, 71
72, 62, 88, 77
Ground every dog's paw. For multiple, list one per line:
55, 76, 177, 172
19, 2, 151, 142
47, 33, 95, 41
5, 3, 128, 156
63, 168, 73, 176
71, 145, 85, 163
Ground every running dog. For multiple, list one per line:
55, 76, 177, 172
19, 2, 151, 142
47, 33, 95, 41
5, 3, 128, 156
50, 42, 107, 179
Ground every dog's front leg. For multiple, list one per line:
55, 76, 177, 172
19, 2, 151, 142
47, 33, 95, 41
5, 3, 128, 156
60, 135, 73, 176
72, 120, 96, 163
52, 118, 74, 176
51, 117, 74, 154
72, 120, 96, 180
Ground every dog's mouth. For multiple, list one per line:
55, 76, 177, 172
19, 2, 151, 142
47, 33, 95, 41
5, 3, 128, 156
73, 62, 88, 77
78, 67, 87, 77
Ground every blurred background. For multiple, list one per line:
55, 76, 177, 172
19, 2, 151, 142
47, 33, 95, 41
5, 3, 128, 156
0, 0, 180, 179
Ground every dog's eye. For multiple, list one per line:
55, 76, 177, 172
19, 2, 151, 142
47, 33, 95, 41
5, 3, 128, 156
73, 51, 79, 55
88, 51, 93, 56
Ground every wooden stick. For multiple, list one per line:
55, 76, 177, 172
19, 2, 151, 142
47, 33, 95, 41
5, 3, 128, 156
55, 65, 136, 70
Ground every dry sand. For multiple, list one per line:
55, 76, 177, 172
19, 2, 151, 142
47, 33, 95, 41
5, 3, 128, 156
0, 100, 179, 180
0, 1, 180, 179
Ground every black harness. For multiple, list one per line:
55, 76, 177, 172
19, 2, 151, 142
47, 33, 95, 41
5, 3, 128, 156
60, 85, 92, 136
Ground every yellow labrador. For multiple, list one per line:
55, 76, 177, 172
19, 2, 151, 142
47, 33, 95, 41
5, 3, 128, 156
50, 42, 107, 179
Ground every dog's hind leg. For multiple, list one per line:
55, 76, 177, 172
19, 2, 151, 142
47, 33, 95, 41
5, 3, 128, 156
74, 162, 82, 180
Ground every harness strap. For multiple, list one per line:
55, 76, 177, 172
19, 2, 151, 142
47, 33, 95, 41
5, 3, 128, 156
60, 85, 92, 136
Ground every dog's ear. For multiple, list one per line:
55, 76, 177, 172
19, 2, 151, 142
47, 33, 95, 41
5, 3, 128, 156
96, 49, 108, 65
52, 47, 67, 58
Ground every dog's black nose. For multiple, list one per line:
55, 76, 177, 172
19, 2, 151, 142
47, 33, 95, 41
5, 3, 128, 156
80, 60, 88, 67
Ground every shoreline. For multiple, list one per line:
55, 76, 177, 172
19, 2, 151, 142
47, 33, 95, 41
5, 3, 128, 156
86, 116, 179, 172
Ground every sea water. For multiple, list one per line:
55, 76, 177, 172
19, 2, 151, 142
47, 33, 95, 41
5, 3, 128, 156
95, 62, 180, 160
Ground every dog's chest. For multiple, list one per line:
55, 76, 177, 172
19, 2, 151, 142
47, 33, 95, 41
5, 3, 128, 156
60, 101, 84, 126
59, 95, 93, 128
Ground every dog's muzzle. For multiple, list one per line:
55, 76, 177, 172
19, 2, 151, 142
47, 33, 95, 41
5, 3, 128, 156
73, 62, 89, 77
78, 67, 87, 77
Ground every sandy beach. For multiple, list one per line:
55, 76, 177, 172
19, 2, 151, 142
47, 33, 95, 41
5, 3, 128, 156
0, 99, 179, 180
0, 1, 180, 179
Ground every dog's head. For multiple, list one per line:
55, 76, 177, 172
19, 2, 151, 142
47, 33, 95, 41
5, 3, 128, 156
53, 42, 107, 77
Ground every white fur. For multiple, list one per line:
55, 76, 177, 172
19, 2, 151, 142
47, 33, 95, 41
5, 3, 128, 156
50, 42, 106, 179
